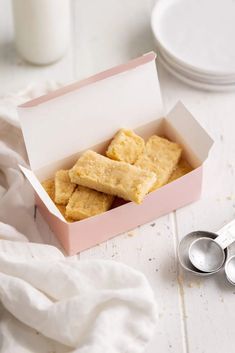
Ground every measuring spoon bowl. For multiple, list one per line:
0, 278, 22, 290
225, 255, 235, 285
178, 231, 225, 276
189, 237, 225, 273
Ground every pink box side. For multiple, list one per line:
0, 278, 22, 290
36, 167, 203, 255
35, 197, 70, 252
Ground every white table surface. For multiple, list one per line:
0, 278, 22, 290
1, 1, 235, 352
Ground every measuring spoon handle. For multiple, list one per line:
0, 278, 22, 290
216, 219, 235, 250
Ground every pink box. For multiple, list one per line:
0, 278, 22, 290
18, 52, 213, 255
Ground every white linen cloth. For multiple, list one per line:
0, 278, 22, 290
0, 83, 157, 353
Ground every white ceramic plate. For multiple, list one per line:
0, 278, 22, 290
151, 0, 235, 76
157, 53, 235, 92
160, 49, 235, 85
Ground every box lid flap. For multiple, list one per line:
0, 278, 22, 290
166, 102, 214, 161
18, 52, 164, 170
19, 165, 65, 221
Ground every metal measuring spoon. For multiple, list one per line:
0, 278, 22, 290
225, 255, 235, 284
189, 219, 235, 273
178, 231, 219, 276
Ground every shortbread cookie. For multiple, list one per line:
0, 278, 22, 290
106, 128, 145, 164
168, 159, 193, 183
55, 169, 76, 205
135, 135, 182, 191
42, 178, 73, 222
69, 150, 156, 204
66, 186, 114, 221
42, 178, 55, 200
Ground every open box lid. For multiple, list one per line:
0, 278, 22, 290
166, 102, 214, 162
18, 52, 164, 171
19, 165, 65, 221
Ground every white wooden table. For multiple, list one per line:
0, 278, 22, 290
1, 1, 235, 352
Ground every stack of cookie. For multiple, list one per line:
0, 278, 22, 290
42, 129, 192, 222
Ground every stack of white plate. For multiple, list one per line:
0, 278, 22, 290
151, 0, 235, 91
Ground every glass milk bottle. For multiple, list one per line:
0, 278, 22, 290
12, 0, 71, 65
